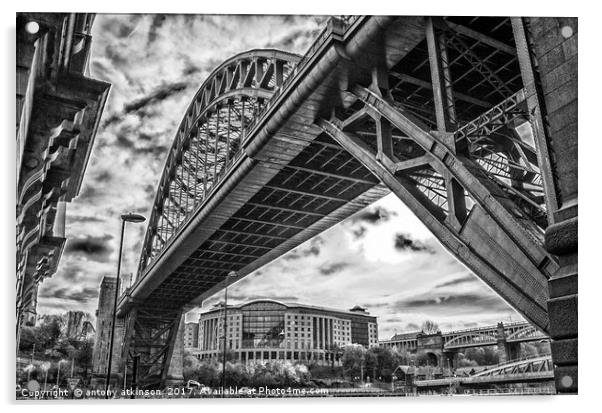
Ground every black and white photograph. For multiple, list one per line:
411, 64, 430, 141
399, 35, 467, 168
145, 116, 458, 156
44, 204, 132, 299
9, 2, 589, 407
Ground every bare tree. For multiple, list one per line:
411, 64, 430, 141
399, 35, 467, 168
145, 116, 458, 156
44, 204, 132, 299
421, 320, 440, 335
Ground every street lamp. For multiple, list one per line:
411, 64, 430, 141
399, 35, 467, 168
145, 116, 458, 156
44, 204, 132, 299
56, 359, 67, 388
221, 271, 236, 398
105, 212, 146, 398
41, 362, 51, 392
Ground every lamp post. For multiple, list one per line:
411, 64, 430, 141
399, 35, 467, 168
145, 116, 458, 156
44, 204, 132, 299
41, 362, 50, 392
221, 271, 236, 398
56, 359, 67, 388
105, 212, 146, 398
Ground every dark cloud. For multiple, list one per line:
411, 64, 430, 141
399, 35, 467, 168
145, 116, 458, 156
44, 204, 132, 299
39, 286, 98, 303
68, 214, 104, 224
267, 27, 316, 49
112, 121, 170, 155
383, 316, 404, 323
116, 133, 135, 149
318, 262, 349, 276
65, 234, 114, 262
95, 170, 113, 183
139, 132, 156, 141
147, 15, 167, 46
104, 43, 130, 67
100, 16, 138, 39
393, 293, 509, 313
435, 275, 477, 289
57, 262, 86, 282
124, 81, 189, 113
102, 81, 189, 128
351, 206, 396, 225
360, 302, 390, 309
215, 294, 299, 303
351, 225, 367, 240
284, 237, 323, 260
405, 322, 420, 331
78, 185, 100, 201
394, 233, 434, 253
182, 55, 203, 76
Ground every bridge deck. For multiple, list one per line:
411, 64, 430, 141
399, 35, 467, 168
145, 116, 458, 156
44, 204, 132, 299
118, 16, 425, 314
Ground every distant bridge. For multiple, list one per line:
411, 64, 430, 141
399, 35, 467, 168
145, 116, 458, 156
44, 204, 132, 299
414, 355, 554, 390
90, 15, 578, 390
380, 321, 548, 367
381, 321, 547, 352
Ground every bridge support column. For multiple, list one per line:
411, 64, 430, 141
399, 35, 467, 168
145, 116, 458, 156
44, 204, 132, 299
496, 322, 509, 364
91, 276, 127, 388
443, 351, 459, 370
506, 342, 522, 361
164, 313, 185, 386
513, 17, 578, 394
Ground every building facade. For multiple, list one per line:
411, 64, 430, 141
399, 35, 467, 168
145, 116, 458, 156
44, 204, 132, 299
189, 300, 377, 365
65, 310, 95, 340
184, 322, 199, 348
91, 277, 125, 380
16, 13, 110, 329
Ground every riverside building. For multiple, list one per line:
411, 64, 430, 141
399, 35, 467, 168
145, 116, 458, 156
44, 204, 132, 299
189, 299, 378, 365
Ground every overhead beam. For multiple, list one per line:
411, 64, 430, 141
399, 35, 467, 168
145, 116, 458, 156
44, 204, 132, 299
226, 216, 307, 230
393, 155, 434, 173
208, 238, 274, 250
264, 184, 349, 203
318, 114, 552, 333
391, 72, 491, 108
278, 163, 377, 185
245, 202, 327, 217
445, 21, 516, 55
215, 228, 288, 241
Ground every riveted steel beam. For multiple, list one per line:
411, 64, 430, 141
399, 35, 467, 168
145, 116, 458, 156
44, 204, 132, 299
318, 110, 555, 332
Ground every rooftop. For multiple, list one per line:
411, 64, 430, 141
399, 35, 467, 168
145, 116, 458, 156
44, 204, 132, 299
201, 298, 377, 319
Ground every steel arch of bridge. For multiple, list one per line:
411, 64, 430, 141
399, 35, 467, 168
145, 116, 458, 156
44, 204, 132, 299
470, 355, 553, 378
444, 331, 498, 349
506, 324, 541, 341
138, 49, 301, 276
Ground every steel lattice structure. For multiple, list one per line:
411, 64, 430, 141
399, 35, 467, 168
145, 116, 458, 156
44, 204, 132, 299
139, 50, 301, 274
414, 355, 554, 388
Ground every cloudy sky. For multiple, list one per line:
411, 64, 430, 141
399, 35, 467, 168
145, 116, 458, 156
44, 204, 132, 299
37, 14, 523, 339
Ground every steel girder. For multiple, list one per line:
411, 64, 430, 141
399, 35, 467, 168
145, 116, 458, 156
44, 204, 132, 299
137, 50, 301, 279
471, 355, 553, 377
318, 85, 558, 333
120, 306, 184, 389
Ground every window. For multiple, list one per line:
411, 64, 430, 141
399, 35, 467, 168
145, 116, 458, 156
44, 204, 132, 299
240, 302, 286, 349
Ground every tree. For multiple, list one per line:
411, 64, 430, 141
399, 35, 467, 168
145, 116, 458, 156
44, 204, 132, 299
420, 320, 440, 335
329, 343, 344, 370
394, 349, 414, 366
462, 347, 499, 366
341, 344, 366, 380
18, 315, 64, 355
366, 346, 402, 381
183, 352, 202, 381
71, 338, 94, 382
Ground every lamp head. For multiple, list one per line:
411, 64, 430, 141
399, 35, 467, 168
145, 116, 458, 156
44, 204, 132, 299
121, 212, 146, 223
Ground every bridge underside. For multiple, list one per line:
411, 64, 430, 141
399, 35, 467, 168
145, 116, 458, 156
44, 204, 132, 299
112, 16, 573, 389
